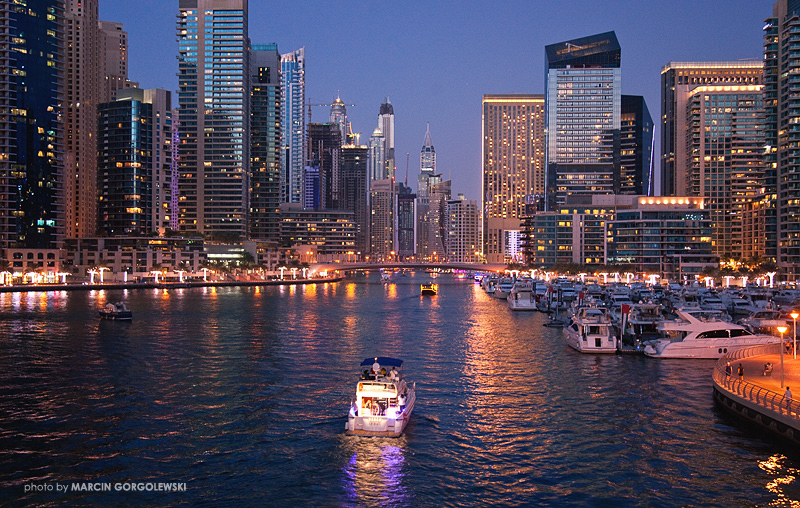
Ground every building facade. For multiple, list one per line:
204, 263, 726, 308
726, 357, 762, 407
481, 94, 546, 263
620, 95, 654, 196
684, 84, 765, 259
379, 97, 395, 179
396, 186, 416, 260
545, 32, 621, 211
445, 195, 480, 263
280, 46, 305, 204
279, 203, 356, 257
307, 122, 341, 210
339, 145, 369, 255
369, 178, 394, 260
250, 44, 282, 241
765, 0, 800, 279
660, 61, 763, 197
177, 0, 250, 238
0, 0, 64, 250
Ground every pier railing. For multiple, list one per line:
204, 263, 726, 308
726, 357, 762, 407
713, 343, 800, 421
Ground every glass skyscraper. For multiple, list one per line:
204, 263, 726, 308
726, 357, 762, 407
281, 47, 305, 205
545, 31, 621, 211
250, 43, 282, 242
177, 0, 250, 238
0, 1, 64, 249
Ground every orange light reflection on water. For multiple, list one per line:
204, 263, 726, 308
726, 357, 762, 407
760, 454, 800, 506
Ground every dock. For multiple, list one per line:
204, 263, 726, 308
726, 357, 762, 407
712, 342, 800, 443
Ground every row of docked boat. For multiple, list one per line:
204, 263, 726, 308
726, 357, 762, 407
478, 274, 796, 359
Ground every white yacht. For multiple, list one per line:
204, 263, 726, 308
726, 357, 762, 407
493, 278, 515, 299
643, 309, 780, 359
563, 305, 618, 354
346, 357, 416, 437
507, 282, 537, 311
737, 309, 789, 335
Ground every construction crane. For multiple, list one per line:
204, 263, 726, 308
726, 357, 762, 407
306, 99, 355, 123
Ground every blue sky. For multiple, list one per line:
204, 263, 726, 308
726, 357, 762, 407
100, 0, 770, 201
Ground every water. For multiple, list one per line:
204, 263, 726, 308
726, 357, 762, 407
1, 273, 799, 507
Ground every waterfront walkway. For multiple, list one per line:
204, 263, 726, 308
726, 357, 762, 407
0, 277, 342, 294
712, 342, 800, 442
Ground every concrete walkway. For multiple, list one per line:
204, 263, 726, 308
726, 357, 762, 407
724, 351, 800, 395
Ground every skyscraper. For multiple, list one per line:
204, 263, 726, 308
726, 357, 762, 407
545, 32, 621, 210
369, 178, 395, 260
620, 95, 654, 196
417, 123, 436, 198
177, 0, 250, 238
0, 0, 64, 249
684, 84, 764, 258
660, 61, 763, 197
481, 94, 546, 263
98, 21, 135, 101
445, 195, 480, 263
281, 47, 305, 204
765, 0, 800, 278
379, 98, 395, 178
368, 126, 386, 182
340, 144, 369, 255
307, 122, 341, 209
250, 44, 282, 241
64, 0, 102, 238
329, 96, 348, 146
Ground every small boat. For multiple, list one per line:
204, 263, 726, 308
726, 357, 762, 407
421, 283, 438, 296
507, 281, 537, 311
98, 301, 132, 321
346, 357, 416, 437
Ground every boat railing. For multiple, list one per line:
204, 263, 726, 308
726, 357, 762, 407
713, 343, 800, 422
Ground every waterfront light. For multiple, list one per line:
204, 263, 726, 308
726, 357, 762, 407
97, 267, 108, 283
766, 272, 777, 288
279, 266, 286, 280
791, 310, 799, 360
88, 269, 97, 284
778, 325, 789, 388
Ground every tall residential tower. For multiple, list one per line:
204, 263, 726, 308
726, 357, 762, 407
281, 47, 305, 204
177, 0, 250, 237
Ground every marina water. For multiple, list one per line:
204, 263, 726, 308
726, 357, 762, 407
2, 273, 799, 507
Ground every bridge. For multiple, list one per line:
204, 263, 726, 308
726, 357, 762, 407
310, 262, 508, 273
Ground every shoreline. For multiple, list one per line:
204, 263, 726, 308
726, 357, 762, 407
0, 277, 343, 293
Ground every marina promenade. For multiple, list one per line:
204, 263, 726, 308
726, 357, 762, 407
713, 342, 800, 442
0, 276, 342, 293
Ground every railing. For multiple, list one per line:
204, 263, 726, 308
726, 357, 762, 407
713, 343, 800, 421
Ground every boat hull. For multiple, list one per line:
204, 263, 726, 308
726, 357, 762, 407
98, 311, 132, 321
346, 394, 415, 437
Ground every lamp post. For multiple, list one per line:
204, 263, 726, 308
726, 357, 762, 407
791, 310, 799, 360
778, 325, 789, 389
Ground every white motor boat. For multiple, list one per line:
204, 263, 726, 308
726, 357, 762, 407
563, 305, 618, 353
643, 309, 780, 359
507, 282, 537, 311
346, 357, 416, 437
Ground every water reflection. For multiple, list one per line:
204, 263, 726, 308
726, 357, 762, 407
760, 454, 800, 505
342, 440, 408, 507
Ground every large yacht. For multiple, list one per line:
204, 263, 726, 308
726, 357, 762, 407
643, 309, 780, 359
563, 304, 618, 354
346, 357, 416, 437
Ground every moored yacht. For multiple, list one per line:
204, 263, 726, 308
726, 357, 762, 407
346, 357, 416, 437
507, 281, 537, 311
643, 309, 780, 359
563, 304, 618, 353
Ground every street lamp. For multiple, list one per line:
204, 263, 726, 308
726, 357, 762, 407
791, 310, 799, 360
778, 325, 789, 388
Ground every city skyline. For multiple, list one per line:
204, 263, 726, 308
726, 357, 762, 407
100, 0, 768, 201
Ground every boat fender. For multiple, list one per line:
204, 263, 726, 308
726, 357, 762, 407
358, 383, 363, 392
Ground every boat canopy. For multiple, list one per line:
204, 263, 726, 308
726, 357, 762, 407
360, 357, 403, 368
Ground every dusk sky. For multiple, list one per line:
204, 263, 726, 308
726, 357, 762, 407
99, 0, 770, 201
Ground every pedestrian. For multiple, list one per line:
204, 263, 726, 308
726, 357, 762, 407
725, 362, 732, 378
738, 363, 744, 380
786, 386, 793, 411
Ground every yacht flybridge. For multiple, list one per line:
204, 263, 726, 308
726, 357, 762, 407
346, 357, 416, 437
